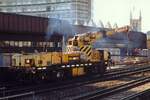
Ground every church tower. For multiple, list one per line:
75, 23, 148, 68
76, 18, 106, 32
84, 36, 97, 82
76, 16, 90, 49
130, 10, 142, 32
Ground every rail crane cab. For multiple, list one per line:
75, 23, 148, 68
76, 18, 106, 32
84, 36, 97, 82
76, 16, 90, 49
66, 32, 110, 74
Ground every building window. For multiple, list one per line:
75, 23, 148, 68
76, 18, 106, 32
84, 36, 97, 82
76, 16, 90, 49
46, 6, 51, 11
23, 41, 28, 47
39, 42, 43, 47
19, 41, 23, 47
58, 42, 61, 47
23, 41, 31, 47
27, 8, 31, 12
10, 41, 14, 46
27, 41, 31, 47
43, 42, 47, 47
4, 41, 9, 46
14, 41, 19, 47
50, 42, 54, 47
0, 41, 4, 47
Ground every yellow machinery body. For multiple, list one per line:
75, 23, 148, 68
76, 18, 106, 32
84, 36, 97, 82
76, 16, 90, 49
12, 52, 81, 67
12, 50, 106, 77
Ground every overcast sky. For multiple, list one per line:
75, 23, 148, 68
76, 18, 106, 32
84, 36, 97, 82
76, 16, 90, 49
93, 0, 150, 33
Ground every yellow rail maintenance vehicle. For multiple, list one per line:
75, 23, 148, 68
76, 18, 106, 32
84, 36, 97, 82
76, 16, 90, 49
11, 32, 111, 80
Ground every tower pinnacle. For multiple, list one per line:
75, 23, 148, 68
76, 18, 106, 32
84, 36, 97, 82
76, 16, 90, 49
130, 9, 142, 32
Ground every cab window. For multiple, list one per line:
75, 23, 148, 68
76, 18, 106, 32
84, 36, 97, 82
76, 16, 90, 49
68, 41, 72, 45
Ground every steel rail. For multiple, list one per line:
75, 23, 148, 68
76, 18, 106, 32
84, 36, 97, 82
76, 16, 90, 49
70, 77, 150, 100
121, 88, 150, 100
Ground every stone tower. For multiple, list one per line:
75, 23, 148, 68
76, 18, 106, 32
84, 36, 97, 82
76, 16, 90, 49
130, 10, 142, 32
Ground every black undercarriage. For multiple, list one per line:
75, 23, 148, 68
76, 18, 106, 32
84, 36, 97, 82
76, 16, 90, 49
0, 62, 106, 82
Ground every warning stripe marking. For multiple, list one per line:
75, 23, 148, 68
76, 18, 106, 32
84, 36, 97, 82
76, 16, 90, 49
79, 45, 92, 58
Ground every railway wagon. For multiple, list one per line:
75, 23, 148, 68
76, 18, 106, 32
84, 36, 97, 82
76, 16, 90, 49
11, 50, 109, 81
10, 32, 111, 81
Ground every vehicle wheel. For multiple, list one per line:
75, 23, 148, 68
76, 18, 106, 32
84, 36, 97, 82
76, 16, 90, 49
93, 64, 100, 74
56, 71, 64, 79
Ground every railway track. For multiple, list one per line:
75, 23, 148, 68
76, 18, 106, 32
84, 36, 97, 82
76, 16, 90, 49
0, 64, 150, 100
121, 88, 150, 100
0, 62, 147, 89
101, 82, 150, 100
0, 63, 148, 88
70, 76, 150, 100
